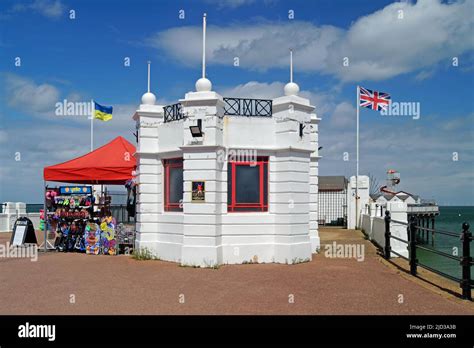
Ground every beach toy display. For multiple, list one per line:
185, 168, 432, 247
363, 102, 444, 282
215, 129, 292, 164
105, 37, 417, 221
85, 223, 100, 255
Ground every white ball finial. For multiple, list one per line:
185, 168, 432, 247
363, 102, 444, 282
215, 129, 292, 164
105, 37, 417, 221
284, 82, 299, 96
141, 92, 156, 105
196, 77, 212, 92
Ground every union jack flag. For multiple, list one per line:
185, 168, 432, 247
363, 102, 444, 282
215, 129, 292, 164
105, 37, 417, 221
359, 86, 391, 111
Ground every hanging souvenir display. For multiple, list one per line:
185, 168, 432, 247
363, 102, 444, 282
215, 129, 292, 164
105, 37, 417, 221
99, 216, 117, 255
42, 185, 131, 256
85, 222, 100, 255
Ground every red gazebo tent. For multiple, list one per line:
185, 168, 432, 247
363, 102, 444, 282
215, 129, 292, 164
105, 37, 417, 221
44, 136, 136, 185
40, 136, 136, 251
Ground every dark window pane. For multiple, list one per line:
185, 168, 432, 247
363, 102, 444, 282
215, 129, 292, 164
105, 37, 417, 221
264, 163, 268, 205
169, 167, 183, 203
228, 164, 232, 205
235, 165, 259, 203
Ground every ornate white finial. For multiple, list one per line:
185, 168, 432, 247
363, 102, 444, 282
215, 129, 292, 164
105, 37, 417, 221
142, 60, 156, 104
196, 13, 212, 92
284, 49, 299, 96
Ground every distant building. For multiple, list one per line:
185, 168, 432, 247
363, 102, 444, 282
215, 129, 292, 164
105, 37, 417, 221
370, 191, 421, 205
318, 176, 348, 226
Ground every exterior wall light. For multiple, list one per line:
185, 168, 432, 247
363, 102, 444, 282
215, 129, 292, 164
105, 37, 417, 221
189, 119, 203, 137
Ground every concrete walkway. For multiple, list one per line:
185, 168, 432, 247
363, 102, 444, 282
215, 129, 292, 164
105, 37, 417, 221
0, 229, 472, 315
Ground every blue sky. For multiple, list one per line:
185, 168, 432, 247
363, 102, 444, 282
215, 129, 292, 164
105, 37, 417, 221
1, 0, 473, 205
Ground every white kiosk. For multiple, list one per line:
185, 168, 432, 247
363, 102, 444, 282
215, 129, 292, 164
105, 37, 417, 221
132, 14, 321, 266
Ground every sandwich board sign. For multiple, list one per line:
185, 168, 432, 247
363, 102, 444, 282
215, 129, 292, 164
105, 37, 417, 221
10, 217, 37, 246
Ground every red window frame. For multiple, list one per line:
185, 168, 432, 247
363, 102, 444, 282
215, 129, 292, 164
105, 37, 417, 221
163, 158, 183, 212
228, 156, 268, 212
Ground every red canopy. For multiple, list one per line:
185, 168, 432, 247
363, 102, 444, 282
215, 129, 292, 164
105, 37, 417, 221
44, 136, 136, 185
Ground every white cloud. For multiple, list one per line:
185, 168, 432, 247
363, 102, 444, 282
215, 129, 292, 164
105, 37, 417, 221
220, 81, 284, 99
11, 0, 65, 19
148, 0, 474, 81
0, 130, 7, 144
4, 74, 60, 114
414, 70, 435, 81
330, 102, 356, 128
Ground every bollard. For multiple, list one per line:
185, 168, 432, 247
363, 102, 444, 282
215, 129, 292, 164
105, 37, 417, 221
461, 222, 472, 301
409, 215, 417, 276
384, 211, 391, 259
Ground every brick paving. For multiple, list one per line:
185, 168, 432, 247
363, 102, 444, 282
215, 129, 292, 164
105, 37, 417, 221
0, 228, 472, 315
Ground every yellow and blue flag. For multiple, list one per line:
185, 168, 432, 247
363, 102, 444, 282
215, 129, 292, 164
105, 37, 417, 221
94, 101, 113, 121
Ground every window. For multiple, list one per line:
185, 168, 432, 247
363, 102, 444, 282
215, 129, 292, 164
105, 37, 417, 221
228, 157, 268, 212
163, 158, 183, 212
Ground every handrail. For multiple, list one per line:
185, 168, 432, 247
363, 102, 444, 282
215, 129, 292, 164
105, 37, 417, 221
390, 219, 408, 225
383, 211, 472, 300
390, 234, 408, 244
391, 218, 461, 237
416, 244, 461, 261
415, 226, 460, 238
417, 261, 463, 284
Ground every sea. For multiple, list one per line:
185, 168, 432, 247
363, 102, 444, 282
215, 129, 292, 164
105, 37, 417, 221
417, 206, 474, 280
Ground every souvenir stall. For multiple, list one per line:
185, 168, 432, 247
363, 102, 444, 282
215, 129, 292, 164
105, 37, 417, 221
41, 136, 137, 255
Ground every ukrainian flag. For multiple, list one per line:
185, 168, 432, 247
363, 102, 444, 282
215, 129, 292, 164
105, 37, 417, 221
94, 101, 113, 121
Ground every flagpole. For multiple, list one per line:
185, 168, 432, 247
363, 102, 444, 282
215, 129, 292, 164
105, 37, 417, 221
355, 85, 360, 229
90, 99, 94, 152
202, 13, 207, 79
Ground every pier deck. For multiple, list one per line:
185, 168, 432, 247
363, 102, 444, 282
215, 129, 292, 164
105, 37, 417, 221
0, 229, 472, 315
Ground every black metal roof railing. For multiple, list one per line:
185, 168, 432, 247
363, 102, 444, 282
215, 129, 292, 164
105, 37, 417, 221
163, 97, 273, 123
163, 103, 184, 123
223, 97, 272, 117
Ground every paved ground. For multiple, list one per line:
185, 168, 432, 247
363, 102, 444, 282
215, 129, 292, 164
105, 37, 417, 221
0, 228, 473, 315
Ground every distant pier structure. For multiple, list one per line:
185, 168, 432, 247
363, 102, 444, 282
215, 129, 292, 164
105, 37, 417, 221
370, 170, 439, 244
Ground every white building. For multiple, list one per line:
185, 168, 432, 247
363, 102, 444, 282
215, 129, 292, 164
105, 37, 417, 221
317, 176, 348, 226
371, 191, 421, 205
132, 15, 320, 267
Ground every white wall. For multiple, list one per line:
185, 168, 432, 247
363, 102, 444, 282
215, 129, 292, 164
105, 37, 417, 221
360, 201, 409, 258
0, 202, 41, 233
347, 175, 370, 229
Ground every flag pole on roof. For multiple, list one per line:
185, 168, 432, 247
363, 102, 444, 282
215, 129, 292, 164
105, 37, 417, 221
202, 13, 206, 79
195, 13, 212, 92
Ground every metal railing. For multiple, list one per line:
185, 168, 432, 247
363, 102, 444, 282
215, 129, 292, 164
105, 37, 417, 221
223, 97, 272, 117
163, 103, 184, 123
384, 211, 472, 300
163, 97, 273, 123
